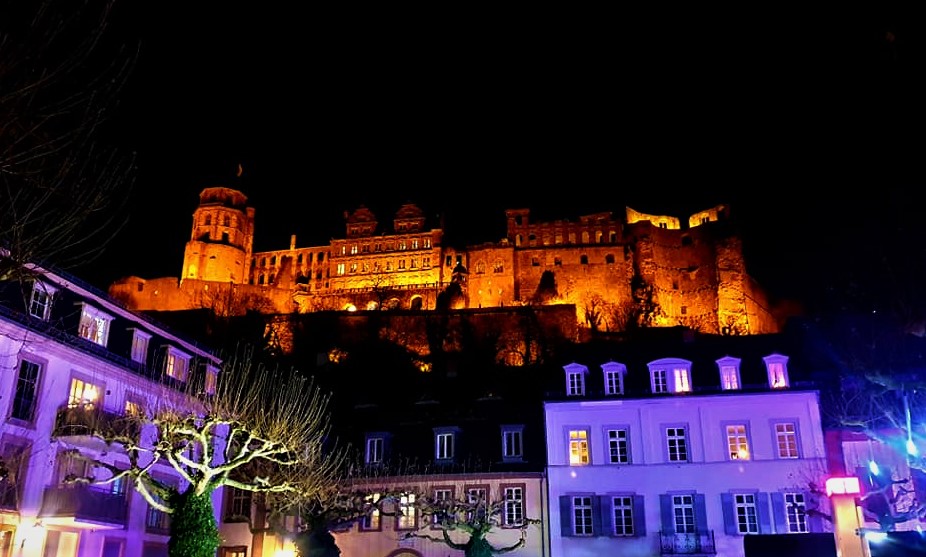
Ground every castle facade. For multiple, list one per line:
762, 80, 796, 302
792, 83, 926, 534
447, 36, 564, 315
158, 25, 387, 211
109, 187, 779, 335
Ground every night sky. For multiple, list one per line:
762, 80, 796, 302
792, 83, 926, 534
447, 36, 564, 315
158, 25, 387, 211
74, 3, 926, 313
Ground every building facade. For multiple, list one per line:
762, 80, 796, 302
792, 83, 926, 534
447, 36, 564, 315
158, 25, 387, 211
110, 187, 780, 336
0, 259, 290, 557
544, 349, 830, 557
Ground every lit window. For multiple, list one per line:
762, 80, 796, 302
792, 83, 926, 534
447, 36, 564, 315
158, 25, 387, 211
361, 493, 381, 530
503, 485, 524, 526
130, 329, 151, 364
411, 238, 419, 249
718, 357, 741, 390
572, 496, 594, 536
397, 492, 417, 530
78, 304, 113, 346
68, 377, 101, 409
734, 493, 759, 534
432, 488, 453, 525
466, 487, 488, 522
29, 282, 56, 320
163, 347, 191, 381
765, 354, 790, 388
785, 493, 807, 532
673, 367, 691, 392
125, 397, 144, 417
337, 263, 345, 275
775, 422, 799, 458
726, 424, 750, 460
350, 244, 358, 254
569, 429, 589, 465
666, 427, 688, 462
607, 429, 629, 464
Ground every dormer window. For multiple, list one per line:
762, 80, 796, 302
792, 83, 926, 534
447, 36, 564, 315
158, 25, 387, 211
601, 361, 627, 395
365, 432, 389, 464
128, 328, 152, 364
77, 303, 113, 347
563, 363, 588, 396
204, 364, 219, 395
28, 281, 57, 320
716, 356, 742, 391
434, 427, 459, 462
648, 358, 692, 394
764, 354, 790, 389
162, 346, 191, 382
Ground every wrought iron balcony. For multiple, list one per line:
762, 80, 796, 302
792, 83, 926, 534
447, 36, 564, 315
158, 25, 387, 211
660, 530, 717, 555
53, 405, 140, 440
38, 484, 128, 526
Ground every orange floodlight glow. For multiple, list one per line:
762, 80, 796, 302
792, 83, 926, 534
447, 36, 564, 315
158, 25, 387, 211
826, 476, 861, 497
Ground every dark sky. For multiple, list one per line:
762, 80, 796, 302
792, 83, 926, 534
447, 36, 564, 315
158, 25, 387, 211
79, 3, 926, 311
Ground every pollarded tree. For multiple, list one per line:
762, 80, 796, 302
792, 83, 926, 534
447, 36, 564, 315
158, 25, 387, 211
403, 485, 541, 557
67, 346, 345, 557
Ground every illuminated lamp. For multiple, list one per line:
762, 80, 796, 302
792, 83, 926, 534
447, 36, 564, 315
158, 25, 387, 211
826, 476, 861, 496
826, 476, 870, 557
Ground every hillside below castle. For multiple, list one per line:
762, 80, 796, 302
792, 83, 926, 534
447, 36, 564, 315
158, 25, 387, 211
109, 187, 783, 336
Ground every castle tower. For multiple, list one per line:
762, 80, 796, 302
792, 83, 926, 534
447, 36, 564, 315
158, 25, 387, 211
181, 187, 255, 284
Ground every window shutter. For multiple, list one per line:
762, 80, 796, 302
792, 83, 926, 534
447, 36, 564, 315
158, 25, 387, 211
660, 494, 674, 533
598, 496, 613, 536
720, 493, 738, 535
756, 492, 772, 533
591, 494, 602, 536
770, 492, 786, 533
560, 496, 573, 537
632, 495, 647, 536
694, 494, 708, 532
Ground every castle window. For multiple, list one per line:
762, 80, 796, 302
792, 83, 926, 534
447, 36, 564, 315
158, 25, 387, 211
251, 258, 256, 267
659, 222, 668, 229
701, 216, 709, 224
446, 256, 453, 267
581, 231, 590, 243
349, 263, 358, 273
261, 258, 266, 266
410, 259, 418, 269
258, 274, 265, 284
531, 257, 540, 267
375, 243, 382, 251
673, 281, 679, 290
475, 261, 486, 274
222, 232, 229, 243
399, 239, 407, 250
205, 215, 211, 225
398, 260, 406, 270
423, 257, 430, 268
424, 238, 431, 248
494, 260, 504, 273
223, 216, 230, 227
580, 255, 589, 265
351, 244, 358, 255
386, 261, 393, 271
341, 246, 347, 255
596, 231, 603, 243
555, 232, 563, 244
411, 238, 419, 249
270, 256, 276, 266
605, 254, 615, 264
317, 271, 323, 280
610, 231, 617, 243
297, 254, 303, 264
268, 275, 275, 284
681, 306, 687, 315
318, 253, 324, 262
554, 257, 562, 266
528, 234, 536, 246
336, 264, 345, 276
361, 263, 369, 273
363, 244, 370, 253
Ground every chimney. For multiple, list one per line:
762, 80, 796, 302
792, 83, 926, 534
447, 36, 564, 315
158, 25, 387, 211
290, 235, 296, 251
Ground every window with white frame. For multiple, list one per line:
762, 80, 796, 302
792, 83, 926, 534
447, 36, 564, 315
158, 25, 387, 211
432, 487, 453, 525
366, 436, 384, 464
672, 494, 695, 533
764, 353, 790, 388
602, 361, 626, 395
78, 303, 114, 346
784, 492, 807, 532
435, 429, 456, 461
775, 422, 799, 458
666, 427, 688, 462
397, 492, 417, 530
734, 493, 759, 533
726, 423, 751, 460
129, 329, 151, 364
649, 358, 693, 394
501, 426, 524, 461
612, 495, 635, 536
28, 281, 56, 320
564, 363, 587, 396
503, 485, 524, 526
607, 428, 630, 464
361, 493, 381, 530
717, 356, 741, 390
572, 495, 594, 536
466, 486, 488, 522
163, 347, 191, 381
68, 376, 102, 409
569, 429, 590, 465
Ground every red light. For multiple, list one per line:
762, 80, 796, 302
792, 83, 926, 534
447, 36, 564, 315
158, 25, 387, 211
826, 476, 861, 496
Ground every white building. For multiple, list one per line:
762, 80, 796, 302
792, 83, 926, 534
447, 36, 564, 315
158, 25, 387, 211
0, 261, 234, 557
545, 349, 830, 557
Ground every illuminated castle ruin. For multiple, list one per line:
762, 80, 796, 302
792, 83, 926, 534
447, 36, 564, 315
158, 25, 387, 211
109, 186, 780, 335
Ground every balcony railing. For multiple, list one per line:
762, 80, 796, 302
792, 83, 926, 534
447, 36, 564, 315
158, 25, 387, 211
38, 484, 128, 526
660, 531, 717, 554
53, 406, 140, 440
146, 505, 171, 535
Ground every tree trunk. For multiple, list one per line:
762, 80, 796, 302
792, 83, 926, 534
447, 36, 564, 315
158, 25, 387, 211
466, 537, 494, 557
168, 489, 221, 557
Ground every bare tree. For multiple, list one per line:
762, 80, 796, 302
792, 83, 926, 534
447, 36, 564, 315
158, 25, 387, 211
67, 346, 346, 557
0, 0, 137, 282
